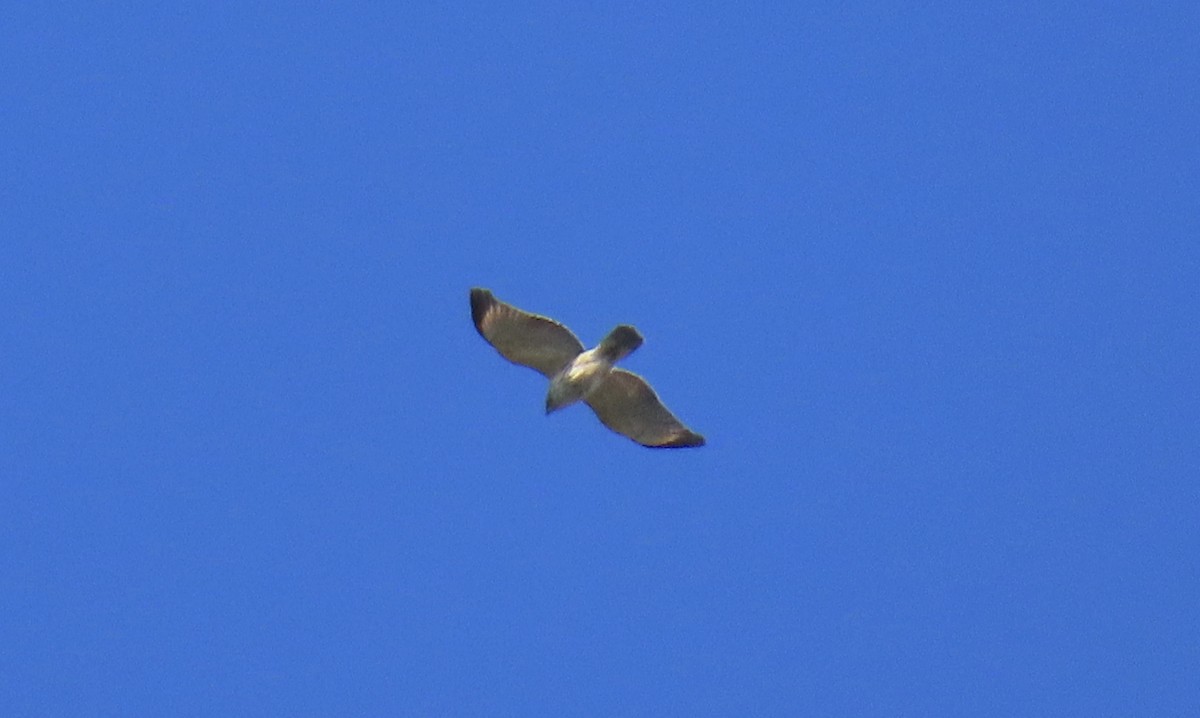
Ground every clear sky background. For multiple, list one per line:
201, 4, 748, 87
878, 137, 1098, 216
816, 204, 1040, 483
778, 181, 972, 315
3, 3, 1198, 716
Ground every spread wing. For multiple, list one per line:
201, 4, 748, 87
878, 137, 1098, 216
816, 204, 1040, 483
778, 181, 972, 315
585, 369, 705, 448
470, 288, 584, 377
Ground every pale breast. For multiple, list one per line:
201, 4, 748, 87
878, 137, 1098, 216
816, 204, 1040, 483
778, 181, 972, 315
564, 350, 614, 398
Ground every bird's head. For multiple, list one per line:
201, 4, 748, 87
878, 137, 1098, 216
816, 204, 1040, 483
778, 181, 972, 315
545, 381, 577, 415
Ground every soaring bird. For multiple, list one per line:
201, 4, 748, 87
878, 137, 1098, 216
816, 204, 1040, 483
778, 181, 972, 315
469, 288, 705, 448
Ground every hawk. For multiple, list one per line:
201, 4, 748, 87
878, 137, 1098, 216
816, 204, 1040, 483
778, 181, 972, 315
470, 288, 705, 448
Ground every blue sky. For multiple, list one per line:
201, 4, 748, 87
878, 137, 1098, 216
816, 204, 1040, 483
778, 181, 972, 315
3, 3, 1197, 715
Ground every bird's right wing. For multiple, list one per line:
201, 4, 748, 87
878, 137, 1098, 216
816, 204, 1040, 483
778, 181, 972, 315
585, 369, 705, 448
470, 288, 585, 377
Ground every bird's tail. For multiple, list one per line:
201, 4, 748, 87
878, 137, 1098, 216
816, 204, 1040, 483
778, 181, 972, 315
596, 325, 643, 363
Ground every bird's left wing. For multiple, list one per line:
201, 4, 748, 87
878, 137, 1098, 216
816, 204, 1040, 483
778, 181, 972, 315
470, 288, 585, 377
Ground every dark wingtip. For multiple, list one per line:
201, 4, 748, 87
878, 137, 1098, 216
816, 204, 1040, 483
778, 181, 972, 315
649, 431, 706, 449
470, 288, 493, 333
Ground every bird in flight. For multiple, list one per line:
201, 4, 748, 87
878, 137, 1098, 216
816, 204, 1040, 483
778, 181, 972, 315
470, 288, 705, 448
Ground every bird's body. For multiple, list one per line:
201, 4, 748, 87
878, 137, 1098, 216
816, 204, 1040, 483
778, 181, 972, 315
546, 348, 610, 413
469, 288, 704, 448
